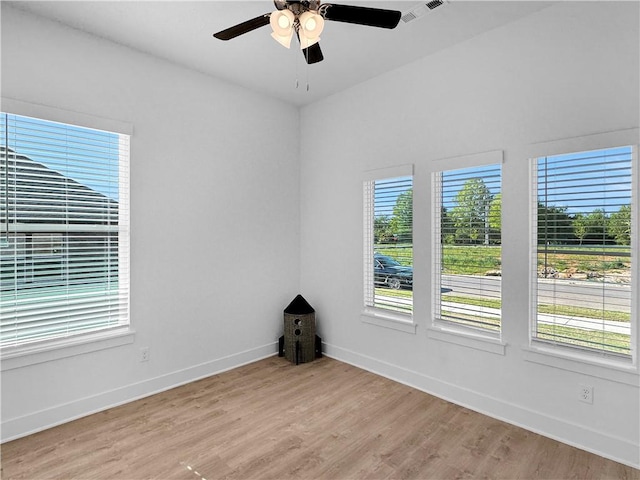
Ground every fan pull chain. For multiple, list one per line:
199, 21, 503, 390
302, 47, 309, 91
296, 47, 303, 90
294, 41, 310, 92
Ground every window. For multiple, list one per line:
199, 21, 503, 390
1, 112, 130, 349
433, 162, 502, 334
363, 166, 413, 318
532, 146, 635, 358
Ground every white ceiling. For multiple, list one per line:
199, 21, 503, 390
7, 1, 554, 106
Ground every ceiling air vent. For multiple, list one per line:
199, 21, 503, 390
401, 11, 418, 23
402, 0, 447, 23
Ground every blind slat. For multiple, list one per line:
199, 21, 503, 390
364, 175, 413, 314
434, 163, 502, 333
1, 112, 130, 349
534, 146, 633, 357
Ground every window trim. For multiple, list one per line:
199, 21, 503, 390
430, 150, 505, 346
525, 128, 639, 370
361, 309, 417, 334
1, 97, 133, 136
1, 327, 135, 371
362, 164, 415, 332
426, 324, 506, 355
0, 98, 134, 361
522, 345, 638, 387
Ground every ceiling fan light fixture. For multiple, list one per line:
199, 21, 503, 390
271, 30, 294, 48
270, 9, 295, 35
299, 11, 325, 39
299, 35, 321, 49
269, 9, 295, 48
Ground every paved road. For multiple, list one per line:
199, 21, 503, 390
442, 274, 630, 311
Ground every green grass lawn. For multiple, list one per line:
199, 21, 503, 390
375, 289, 630, 355
440, 294, 630, 323
535, 324, 630, 355
537, 245, 631, 273
376, 244, 631, 276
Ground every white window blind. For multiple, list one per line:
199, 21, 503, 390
1, 113, 130, 349
533, 146, 634, 358
433, 164, 502, 332
364, 174, 413, 315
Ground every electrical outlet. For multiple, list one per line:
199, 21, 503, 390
140, 347, 150, 362
579, 384, 593, 404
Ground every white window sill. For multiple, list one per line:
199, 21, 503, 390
361, 308, 417, 334
0, 327, 136, 371
522, 344, 639, 386
426, 324, 506, 355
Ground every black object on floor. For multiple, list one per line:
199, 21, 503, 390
280, 294, 322, 364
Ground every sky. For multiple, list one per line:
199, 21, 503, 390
537, 146, 632, 215
374, 165, 502, 217
373, 146, 632, 219
1, 113, 122, 201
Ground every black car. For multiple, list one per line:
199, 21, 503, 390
374, 254, 413, 290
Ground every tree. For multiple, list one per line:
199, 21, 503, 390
538, 203, 572, 245
487, 193, 502, 244
608, 205, 631, 245
488, 193, 501, 231
374, 215, 394, 243
450, 178, 492, 245
390, 189, 412, 243
585, 209, 608, 244
441, 206, 455, 244
572, 213, 588, 246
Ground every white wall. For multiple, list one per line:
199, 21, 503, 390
1, 5, 300, 439
299, 1, 640, 468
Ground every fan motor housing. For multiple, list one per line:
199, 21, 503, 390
274, 1, 321, 14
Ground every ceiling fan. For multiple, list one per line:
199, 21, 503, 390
213, 0, 402, 64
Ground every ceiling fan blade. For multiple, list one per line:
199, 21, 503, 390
302, 43, 324, 64
213, 14, 271, 41
320, 4, 401, 29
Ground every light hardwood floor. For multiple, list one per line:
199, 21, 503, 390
2, 356, 638, 480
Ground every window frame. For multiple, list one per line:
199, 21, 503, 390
523, 128, 639, 377
0, 97, 134, 368
531, 146, 634, 359
427, 150, 507, 354
361, 164, 417, 334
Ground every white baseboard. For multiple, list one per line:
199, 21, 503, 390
4, 341, 637, 469
1, 342, 278, 443
323, 342, 640, 470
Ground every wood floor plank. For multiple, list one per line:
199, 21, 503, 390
2, 356, 638, 480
